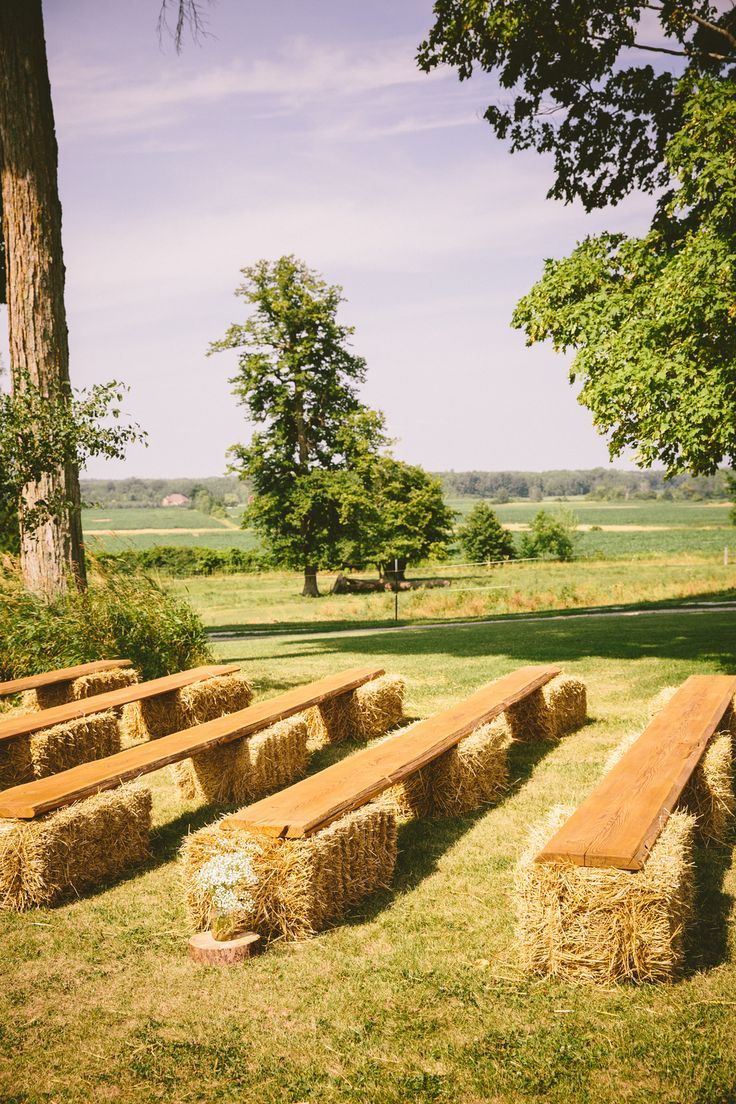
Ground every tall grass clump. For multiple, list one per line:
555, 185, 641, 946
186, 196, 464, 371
0, 555, 211, 681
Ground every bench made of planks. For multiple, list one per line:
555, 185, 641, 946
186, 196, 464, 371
535, 674, 736, 871
0, 659, 133, 699
0, 665, 385, 819
0, 664, 240, 745
225, 664, 561, 839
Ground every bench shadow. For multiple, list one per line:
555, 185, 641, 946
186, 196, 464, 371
684, 840, 735, 976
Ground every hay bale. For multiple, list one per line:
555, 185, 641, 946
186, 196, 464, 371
0, 785, 152, 911
0, 736, 33, 789
121, 690, 186, 745
179, 672, 253, 725
514, 805, 696, 985
374, 715, 511, 820
70, 667, 140, 700
30, 712, 121, 780
181, 804, 397, 943
121, 672, 252, 746
174, 715, 309, 806
306, 675, 406, 749
681, 732, 734, 845
22, 682, 73, 711
505, 676, 587, 742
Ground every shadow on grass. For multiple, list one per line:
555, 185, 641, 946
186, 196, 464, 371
685, 840, 735, 975
265, 607, 736, 673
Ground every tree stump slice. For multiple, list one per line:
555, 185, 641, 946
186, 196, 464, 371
188, 930, 262, 965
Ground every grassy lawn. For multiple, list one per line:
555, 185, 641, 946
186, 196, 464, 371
3, 610, 736, 1103
168, 558, 736, 633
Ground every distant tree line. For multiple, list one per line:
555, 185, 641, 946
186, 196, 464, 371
80, 476, 249, 511
437, 468, 732, 502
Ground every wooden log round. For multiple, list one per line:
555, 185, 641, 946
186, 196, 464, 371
188, 930, 262, 965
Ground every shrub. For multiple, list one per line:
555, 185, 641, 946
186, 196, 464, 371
458, 503, 515, 563
520, 509, 578, 561
0, 556, 212, 681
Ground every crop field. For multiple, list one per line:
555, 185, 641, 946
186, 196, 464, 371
3, 609, 736, 1104
82, 507, 260, 552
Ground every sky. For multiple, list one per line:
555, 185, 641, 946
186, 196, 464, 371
1, 0, 664, 478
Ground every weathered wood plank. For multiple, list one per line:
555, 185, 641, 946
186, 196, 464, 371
0, 665, 384, 818
0, 664, 239, 744
536, 675, 736, 871
0, 659, 132, 698
226, 664, 561, 839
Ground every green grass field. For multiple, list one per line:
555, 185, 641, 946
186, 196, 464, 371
3, 609, 736, 1103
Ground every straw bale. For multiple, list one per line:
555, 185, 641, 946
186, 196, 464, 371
181, 804, 397, 943
0, 785, 152, 911
121, 690, 186, 745
514, 805, 696, 985
179, 672, 253, 725
22, 682, 73, 711
0, 735, 33, 789
374, 716, 512, 820
306, 675, 406, 749
70, 667, 140, 700
681, 732, 734, 844
29, 712, 121, 780
506, 676, 587, 742
174, 715, 309, 806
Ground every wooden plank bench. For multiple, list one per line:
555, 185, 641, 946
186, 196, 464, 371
536, 674, 736, 871
0, 665, 385, 819
0, 664, 239, 745
0, 659, 132, 699
225, 664, 561, 838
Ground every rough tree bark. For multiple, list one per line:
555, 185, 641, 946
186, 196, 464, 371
0, 0, 86, 596
302, 565, 320, 598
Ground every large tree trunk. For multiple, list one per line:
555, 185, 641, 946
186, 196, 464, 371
302, 565, 320, 598
0, 0, 86, 596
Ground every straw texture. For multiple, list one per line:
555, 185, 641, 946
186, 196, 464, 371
306, 675, 405, 748
0, 712, 121, 788
181, 804, 398, 943
0, 785, 152, 911
506, 676, 587, 742
174, 715, 309, 805
515, 806, 696, 985
121, 672, 252, 745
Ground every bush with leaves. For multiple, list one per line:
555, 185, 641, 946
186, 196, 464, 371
520, 510, 578, 561
96, 545, 271, 577
458, 503, 516, 563
0, 556, 211, 682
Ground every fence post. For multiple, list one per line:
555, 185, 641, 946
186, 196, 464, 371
394, 557, 399, 622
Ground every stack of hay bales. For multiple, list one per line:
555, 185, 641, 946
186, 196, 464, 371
121, 671, 252, 745
306, 675, 405, 749
174, 715, 309, 805
0, 785, 152, 911
0, 712, 121, 789
515, 805, 696, 985
181, 804, 397, 942
21, 667, 140, 712
505, 674, 587, 742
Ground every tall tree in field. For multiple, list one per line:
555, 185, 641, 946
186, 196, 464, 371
418, 2, 736, 476
0, 0, 85, 594
210, 256, 385, 597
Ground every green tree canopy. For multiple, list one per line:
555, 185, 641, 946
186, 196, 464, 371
344, 456, 456, 579
418, 0, 736, 210
520, 509, 578, 561
458, 503, 515, 563
210, 256, 386, 596
513, 80, 736, 475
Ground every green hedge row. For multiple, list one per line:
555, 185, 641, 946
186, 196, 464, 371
95, 545, 270, 577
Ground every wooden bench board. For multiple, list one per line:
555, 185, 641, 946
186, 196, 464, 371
0, 659, 132, 698
0, 664, 239, 745
536, 674, 736, 871
226, 664, 561, 839
0, 665, 384, 819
